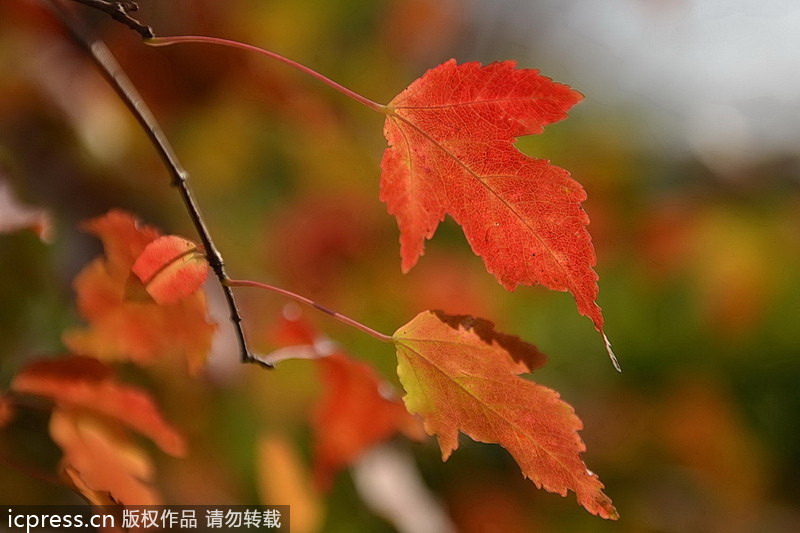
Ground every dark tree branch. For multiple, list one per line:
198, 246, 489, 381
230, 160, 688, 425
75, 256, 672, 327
68, 0, 153, 39
45, 0, 270, 368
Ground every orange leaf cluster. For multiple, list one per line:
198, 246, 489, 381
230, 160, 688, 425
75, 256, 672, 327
3, 210, 207, 505
63, 210, 215, 373
257, 434, 325, 533
12, 356, 186, 504
12, 356, 186, 457
51, 410, 161, 506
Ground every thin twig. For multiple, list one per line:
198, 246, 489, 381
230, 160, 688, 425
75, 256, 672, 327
68, 0, 153, 39
227, 279, 394, 343
45, 0, 267, 368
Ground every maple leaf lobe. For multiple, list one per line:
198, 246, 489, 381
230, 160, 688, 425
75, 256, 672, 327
380, 59, 609, 341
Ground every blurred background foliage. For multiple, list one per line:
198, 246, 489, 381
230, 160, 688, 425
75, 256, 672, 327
1, 0, 799, 531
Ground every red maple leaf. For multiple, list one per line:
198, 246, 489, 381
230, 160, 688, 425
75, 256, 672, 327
380, 60, 614, 363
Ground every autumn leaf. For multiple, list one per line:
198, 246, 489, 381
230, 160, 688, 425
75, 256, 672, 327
63, 210, 215, 373
380, 60, 614, 361
270, 306, 319, 347
11, 357, 182, 504
50, 409, 161, 505
12, 356, 186, 457
392, 310, 617, 519
312, 352, 425, 489
132, 235, 209, 305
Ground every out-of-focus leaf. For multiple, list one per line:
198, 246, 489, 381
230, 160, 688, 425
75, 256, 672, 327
312, 352, 425, 489
0, 394, 14, 428
382, 0, 464, 64
446, 478, 531, 533
63, 210, 216, 374
691, 208, 776, 338
50, 409, 160, 505
265, 309, 425, 486
660, 377, 769, 505
12, 356, 186, 457
268, 193, 380, 293
257, 434, 324, 533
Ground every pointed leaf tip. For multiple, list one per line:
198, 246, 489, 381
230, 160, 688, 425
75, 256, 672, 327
603, 332, 621, 372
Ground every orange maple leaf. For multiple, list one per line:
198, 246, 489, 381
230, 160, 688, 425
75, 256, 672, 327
380, 61, 615, 364
50, 409, 161, 505
11, 356, 186, 457
257, 434, 325, 533
63, 210, 215, 373
392, 310, 617, 519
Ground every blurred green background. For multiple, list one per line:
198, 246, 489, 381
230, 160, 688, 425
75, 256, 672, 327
1, 1, 799, 531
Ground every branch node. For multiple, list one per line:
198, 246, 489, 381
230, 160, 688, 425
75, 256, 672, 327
171, 170, 189, 187
245, 357, 274, 370
69, 0, 154, 39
